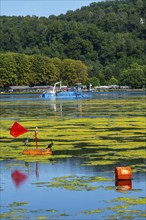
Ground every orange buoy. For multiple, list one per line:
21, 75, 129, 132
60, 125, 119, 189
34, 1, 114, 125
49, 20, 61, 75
23, 149, 52, 155
115, 180, 132, 191
115, 166, 132, 180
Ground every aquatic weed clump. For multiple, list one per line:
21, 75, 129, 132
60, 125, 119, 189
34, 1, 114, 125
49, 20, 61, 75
0, 97, 145, 172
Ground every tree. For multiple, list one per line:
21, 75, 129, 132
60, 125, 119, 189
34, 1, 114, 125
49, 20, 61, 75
1, 0, 146, 88
87, 77, 100, 87
120, 63, 145, 88
108, 76, 119, 85
29, 55, 59, 86
65, 37, 94, 61
0, 53, 18, 88
13, 53, 31, 85
61, 59, 88, 86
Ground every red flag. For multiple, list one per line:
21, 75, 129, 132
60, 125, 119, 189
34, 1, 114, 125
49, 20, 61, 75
10, 121, 28, 138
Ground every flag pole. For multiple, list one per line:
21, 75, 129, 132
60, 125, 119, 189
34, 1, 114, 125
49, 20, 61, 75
35, 127, 38, 149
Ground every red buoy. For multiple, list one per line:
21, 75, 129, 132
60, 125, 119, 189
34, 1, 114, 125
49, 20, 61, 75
115, 166, 132, 180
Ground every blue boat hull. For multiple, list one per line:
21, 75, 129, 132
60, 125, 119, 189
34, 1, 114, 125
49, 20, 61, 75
41, 91, 93, 99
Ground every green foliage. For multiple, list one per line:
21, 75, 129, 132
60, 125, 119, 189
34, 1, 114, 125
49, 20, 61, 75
0, 0, 146, 87
108, 76, 119, 85
120, 63, 146, 88
0, 53, 88, 87
87, 77, 100, 87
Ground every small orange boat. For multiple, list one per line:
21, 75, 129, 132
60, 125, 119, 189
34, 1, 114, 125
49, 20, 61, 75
22, 127, 53, 156
23, 149, 52, 155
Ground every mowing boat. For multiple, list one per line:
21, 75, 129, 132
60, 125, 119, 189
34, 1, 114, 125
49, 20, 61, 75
23, 148, 52, 155
41, 81, 93, 99
41, 90, 83, 99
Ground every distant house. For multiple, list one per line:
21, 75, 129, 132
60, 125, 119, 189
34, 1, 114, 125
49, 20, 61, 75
9, 85, 52, 92
94, 85, 131, 91
120, 86, 131, 89
9, 86, 30, 92
108, 85, 120, 89
94, 86, 109, 91
31, 86, 51, 92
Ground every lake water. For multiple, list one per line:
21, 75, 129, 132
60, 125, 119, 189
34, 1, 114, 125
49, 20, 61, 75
0, 91, 146, 219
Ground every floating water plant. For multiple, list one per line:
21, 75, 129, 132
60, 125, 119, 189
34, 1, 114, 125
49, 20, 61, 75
111, 197, 146, 205
81, 208, 103, 214
32, 175, 112, 191
0, 97, 145, 173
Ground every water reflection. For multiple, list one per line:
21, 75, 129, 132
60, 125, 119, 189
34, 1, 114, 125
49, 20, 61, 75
11, 170, 28, 188
115, 180, 132, 192
1, 91, 145, 120
50, 103, 57, 112
1, 159, 145, 219
24, 160, 55, 180
48, 102, 83, 116
35, 162, 39, 179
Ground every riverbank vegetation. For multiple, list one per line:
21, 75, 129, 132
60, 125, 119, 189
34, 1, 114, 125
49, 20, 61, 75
0, 0, 146, 89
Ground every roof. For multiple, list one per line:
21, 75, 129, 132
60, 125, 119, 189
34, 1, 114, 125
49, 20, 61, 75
10, 86, 30, 89
9, 85, 51, 90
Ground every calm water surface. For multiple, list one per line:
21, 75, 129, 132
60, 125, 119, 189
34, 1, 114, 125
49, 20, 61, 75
0, 91, 146, 219
1, 159, 145, 219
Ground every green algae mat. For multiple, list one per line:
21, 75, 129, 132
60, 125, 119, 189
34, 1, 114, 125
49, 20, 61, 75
0, 94, 146, 220
1, 96, 145, 173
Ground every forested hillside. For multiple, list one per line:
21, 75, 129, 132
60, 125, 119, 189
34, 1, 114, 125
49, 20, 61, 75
0, 0, 146, 89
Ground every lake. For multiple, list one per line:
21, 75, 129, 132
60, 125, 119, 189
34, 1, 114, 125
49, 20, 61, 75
0, 91, 146, 219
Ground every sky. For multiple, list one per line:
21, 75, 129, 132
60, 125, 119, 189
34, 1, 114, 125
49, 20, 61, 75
1, 0, 103, 17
